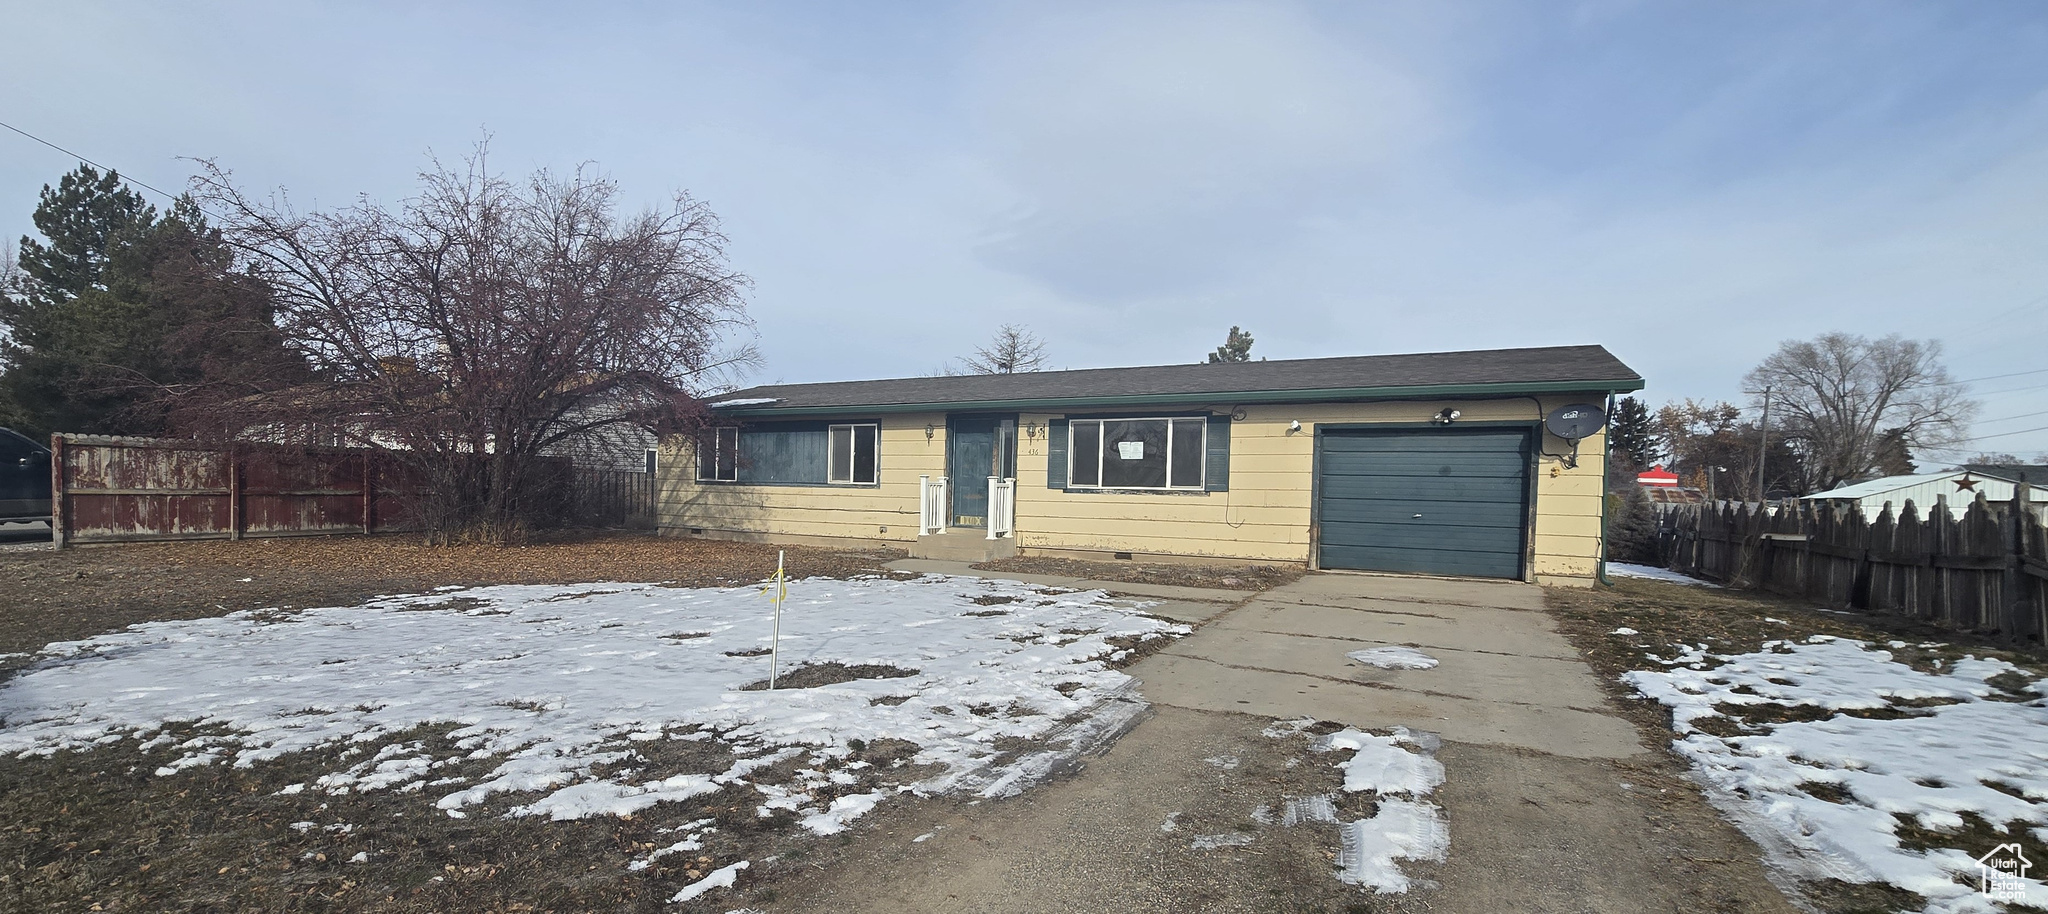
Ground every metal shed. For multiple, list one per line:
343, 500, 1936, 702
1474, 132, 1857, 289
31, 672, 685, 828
1802, 470, 2048, 522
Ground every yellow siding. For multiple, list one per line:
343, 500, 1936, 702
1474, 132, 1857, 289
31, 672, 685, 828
657, 396, 1616, 582
657, 413, 948, 544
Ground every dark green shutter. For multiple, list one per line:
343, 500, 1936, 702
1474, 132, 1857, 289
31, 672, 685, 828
1204, 415, 1230, 492
1047, 419, 1068, 488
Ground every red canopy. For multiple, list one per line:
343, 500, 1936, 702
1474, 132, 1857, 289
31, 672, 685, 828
1637, 465, 1680, 487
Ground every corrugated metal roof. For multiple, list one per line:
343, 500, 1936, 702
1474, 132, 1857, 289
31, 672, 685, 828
1803, 472, 1982, 501
710, 344, 1642, 415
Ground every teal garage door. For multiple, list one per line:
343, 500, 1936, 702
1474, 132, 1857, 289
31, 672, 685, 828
1316, 428, 1531, 579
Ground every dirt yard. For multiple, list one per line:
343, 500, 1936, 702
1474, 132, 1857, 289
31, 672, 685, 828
0, 533, 934, 913
971, 555, 1303, 591
1545, 574, 2048, 914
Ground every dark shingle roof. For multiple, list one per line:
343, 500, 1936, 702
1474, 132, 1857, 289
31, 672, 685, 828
709, 344, 1642, 416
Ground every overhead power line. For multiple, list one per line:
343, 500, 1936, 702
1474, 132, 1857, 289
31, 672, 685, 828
1957, 367, 2048, 385
0, 117, 198, 211
1980, 407, 2048, 425
1926, 423, 2048, 447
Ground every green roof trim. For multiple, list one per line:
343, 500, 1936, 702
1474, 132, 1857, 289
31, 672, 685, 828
712, 378, 1645, 418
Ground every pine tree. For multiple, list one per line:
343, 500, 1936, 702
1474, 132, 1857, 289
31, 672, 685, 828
0, 167, 296, 437
1608, 396, 1658, 468
12, 165, 154, 305
1206, 326, 1254, 363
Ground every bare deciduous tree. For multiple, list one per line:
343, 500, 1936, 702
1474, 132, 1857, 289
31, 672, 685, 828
1743, 333, 1973, 491
960, 324, 1048, 374
189, 146, 755, 541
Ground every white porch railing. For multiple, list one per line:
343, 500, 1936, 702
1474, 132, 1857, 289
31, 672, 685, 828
987, 476, 1016, 540
919, 475, 949, 535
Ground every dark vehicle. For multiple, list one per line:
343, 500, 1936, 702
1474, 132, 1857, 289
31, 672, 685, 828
0, 428, 52, 523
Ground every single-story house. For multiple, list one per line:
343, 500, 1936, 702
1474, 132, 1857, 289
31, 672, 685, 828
1802, 470, 2048, 523
656, 345, 1644, 585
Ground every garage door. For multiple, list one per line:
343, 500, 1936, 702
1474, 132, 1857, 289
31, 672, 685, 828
1316, 428, 1531, 579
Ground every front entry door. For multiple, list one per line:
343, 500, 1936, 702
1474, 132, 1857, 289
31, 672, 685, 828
947, 417, 1016, 528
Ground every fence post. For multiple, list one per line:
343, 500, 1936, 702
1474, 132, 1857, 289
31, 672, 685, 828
362, 452, 375, 535
49, 434, 66, 549
227, 445, 242, 541
2008, 483, 2033, 640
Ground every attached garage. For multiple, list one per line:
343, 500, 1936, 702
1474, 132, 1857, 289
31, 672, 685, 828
667, 344, 1643, 585
1315, 427, 1532, 579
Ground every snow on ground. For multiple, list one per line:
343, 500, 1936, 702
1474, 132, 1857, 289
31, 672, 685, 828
1624, 637, 2048, 914
1346, 647, 1440, 670
1606, 563, 1720, 587
0, 574, 1184, 848
1314, 727, 1449, 893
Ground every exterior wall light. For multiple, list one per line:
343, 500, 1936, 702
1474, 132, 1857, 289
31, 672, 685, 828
1432, 408, 1461, 426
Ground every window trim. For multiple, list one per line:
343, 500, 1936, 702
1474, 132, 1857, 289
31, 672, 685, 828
1065, 416, 1206, 491
826, 422, 881, 486
696, 426, 739, 482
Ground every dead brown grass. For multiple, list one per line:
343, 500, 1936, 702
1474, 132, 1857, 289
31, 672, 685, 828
971, 555, 1301, 591
0, 533, 904, 662
1545, 575, 2048, 914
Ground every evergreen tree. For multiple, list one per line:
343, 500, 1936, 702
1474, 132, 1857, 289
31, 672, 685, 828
1606, 479, 1661, 564
1206, 326, 1254, 363
0, 166, 296, 438
1608, 396, 1658, 468
12, 165, 154, 306
1873, 428, 1915, 477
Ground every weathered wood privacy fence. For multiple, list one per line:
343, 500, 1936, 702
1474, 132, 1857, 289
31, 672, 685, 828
1656, 486, 2047, 642
50, 435, 429, 546
50, 435, 655, 546
564, 466, 656, 529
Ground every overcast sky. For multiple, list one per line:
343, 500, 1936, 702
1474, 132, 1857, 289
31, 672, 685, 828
4, 1, 2046, 462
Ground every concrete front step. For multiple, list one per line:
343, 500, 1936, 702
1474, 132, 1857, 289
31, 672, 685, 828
908, 532, 1018, 563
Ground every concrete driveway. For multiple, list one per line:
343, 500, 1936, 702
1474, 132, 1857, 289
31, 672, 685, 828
781, 567, 1797, 913
1129, 571, 1797, 913
1131, 571, 1642, 759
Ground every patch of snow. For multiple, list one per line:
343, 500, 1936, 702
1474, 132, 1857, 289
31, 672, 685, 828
911, 831, 935, 843
1189, 832, 1254, 849
1337, 798, 1449, 893
1606, 563, 1719, 587
670, 860, 749, 903
1281, 794, 1337, 826
708, 397, 783, 408
1159, 812, 1180, 832
347, 852, 368, 864
1609, 627, 1639, 636
1624, 638, 2048, 911
1262, 717, 1317, 738
1345, 647, 1439, 670
0, 575, 1182, 852
1317, 729, 1445, 796
1316, 727, 1447, 895
1202, 754, 1239, 769
800, 790, 888, 835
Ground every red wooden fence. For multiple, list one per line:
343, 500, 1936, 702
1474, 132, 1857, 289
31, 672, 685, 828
50, 435, 426, 546
49, 436, 655, 546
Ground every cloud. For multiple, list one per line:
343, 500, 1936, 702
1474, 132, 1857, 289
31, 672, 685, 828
965, 2, 1433, 299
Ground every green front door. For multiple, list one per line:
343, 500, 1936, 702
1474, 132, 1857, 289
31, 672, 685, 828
948, 417, 1016, 527
1316, 428, 1531, 579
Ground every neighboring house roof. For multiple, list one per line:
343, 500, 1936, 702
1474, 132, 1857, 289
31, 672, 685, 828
708, 345, 1643, 417
1964, 463, 2048, 485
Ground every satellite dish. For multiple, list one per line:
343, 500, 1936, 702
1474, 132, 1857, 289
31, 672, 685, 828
1545, 403, 1608, 442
